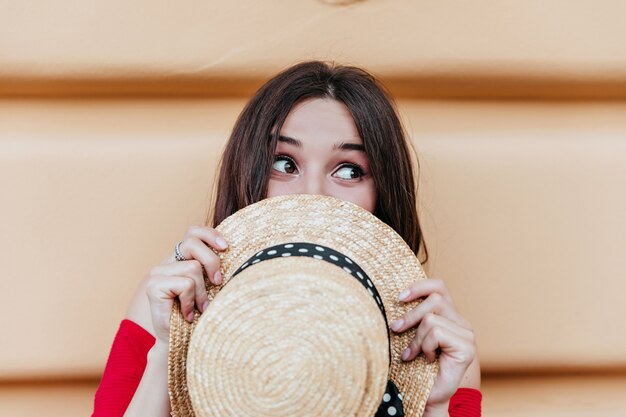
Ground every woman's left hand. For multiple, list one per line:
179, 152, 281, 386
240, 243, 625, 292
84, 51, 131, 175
390, 278, 477, 411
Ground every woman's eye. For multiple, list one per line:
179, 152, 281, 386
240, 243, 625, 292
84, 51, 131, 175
334, 165, 365, 180
272, 155, 298, 174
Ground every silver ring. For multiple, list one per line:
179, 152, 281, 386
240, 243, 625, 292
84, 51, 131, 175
175, 240, 187, 261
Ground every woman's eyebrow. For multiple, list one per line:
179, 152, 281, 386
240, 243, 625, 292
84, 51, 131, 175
278, 135, 302, 148
334, 142, 365, 152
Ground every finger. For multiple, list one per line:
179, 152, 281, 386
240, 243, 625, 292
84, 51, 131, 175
178, 236, 223, 286
396, 278, 453, 304
421, 326, 447, 363
391, 292, 465, 333
152, 260, 210, 313
420, 322, 475, 367
184, 225, 229, 251
147, 275, 198, 324
403, 313, 474, 362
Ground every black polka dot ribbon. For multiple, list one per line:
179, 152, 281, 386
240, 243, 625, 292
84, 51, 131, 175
376, 379, 405, 417
233, 242, 386, 316
233, 242, 405, 417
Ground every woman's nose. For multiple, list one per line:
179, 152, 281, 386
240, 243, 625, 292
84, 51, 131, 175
301, 173, 326, 196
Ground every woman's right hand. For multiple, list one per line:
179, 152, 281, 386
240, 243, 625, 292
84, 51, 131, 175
145, 226, 229, 344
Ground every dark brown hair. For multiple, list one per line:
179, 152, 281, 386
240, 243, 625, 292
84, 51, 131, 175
208, 61, 428, 263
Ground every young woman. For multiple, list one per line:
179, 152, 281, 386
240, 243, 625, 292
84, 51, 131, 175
93, 61, 482, 417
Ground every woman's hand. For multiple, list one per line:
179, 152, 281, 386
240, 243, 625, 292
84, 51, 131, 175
145, 226, 229, 344
390, 278, 477, 412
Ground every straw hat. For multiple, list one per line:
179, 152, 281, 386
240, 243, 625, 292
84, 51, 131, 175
168, 194, 439, 417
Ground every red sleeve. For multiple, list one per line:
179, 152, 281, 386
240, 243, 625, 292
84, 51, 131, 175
92, 319, 156, 417
449, 387, 482, 417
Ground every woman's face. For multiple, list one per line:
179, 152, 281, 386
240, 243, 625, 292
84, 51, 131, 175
266, 97, 377, 213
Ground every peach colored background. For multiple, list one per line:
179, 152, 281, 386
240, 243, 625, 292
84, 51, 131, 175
2, 1, 626, 416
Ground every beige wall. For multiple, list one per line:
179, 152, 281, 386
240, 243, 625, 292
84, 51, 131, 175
2, 0, 626, 415
2, 0, 626, 98
3, 98, 626, 377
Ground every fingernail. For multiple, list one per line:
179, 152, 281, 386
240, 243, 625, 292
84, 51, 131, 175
187, 312, 195, 322
397, 289, 410, 302
215, 237, 228, 249
401, 347, 411, 361
214, 271, 222, 285
390, 318, 404, 332
202, 300, 210, 312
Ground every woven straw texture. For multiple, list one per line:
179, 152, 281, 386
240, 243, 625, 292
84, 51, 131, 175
169, 194, 439, 417
187, 258, 389, 417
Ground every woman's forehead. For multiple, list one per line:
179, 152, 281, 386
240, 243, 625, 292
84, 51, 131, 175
279, 98, 362, 145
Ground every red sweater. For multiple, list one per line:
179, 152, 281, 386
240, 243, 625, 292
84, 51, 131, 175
93, 319, 482, 416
